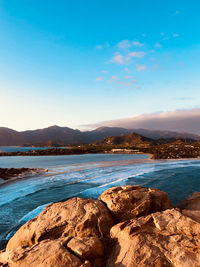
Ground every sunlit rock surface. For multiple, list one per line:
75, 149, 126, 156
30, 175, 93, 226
99, 185, 172, 222
107, 209, 200, 267
1, 185, 200, 267
7, 197, 114, 251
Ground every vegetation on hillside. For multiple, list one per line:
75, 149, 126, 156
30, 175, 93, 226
1, 132, 200, 159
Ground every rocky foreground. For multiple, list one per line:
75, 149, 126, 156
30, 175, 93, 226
0, 168, 47, 183
1, 185, 200, 266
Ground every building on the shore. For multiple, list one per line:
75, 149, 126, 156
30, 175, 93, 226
111, 149, 141, 153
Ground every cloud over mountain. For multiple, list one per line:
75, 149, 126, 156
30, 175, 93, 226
85, 108, 200, 135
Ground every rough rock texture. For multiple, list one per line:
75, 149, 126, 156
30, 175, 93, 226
0, 237, 106, 267
1, 185, 200, 267
67, 237, 104, 267
67, 236, 104, 260
107, 208, 200, 267
0, 238, 83, 267
7, 197, 114, 251
177, 192, 200, 223
99, 185, 172, 222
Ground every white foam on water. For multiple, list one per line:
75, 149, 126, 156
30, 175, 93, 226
5, 203, 51, 240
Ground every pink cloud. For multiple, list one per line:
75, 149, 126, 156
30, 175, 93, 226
117, 40, 132, 49
129, 51, 145, 58
96, 77, 103, 81
136, 64, 146, 71
111, 54, 124, 64
118, 79, 136, 86
108, 76, 117, 82
132, 41, 144, 47
85, 108, 200, 135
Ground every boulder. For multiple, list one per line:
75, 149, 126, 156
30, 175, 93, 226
0, 236, 106, 267
107, 209, 200, 267
7, 197, 114, 251
177, 192, 200, 223
2, 186, 200, 267
0, 238, 83, 267
99, 185, 172, 222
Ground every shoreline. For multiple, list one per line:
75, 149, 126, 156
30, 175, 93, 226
1, 148, 200, 160
0, 168, 48, 187
1, 154, 200, 188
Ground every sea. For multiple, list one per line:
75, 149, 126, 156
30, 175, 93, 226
0, 146, 200, 249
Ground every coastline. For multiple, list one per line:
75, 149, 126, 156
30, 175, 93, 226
0, 168, 48, 187
1, 153, 200, 188
1, 147, 200, 160
0, 155, 153, 187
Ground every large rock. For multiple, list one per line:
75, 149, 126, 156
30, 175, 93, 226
7, 197, 114, 251
177, 192, 200, 223
2, 186, 200, 267
0, 236, 107, 267
0, 238, 87, 267
107, 208, 200, 267
99, 185, 172, 222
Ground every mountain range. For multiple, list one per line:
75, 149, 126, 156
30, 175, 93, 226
0, 125, 200, 146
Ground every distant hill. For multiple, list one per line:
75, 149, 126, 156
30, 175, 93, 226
132, 128, 200, 140
95, 132, 154, 148
0, 125, 199, 146
0, 126, 83, 146
0, 127, 23, 146
95, 132, 197, 148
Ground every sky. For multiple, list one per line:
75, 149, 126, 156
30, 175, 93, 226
0, 0, 200, 132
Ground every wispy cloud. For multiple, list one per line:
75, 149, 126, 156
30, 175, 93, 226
118, 79, 136, 86
117, 40, 132, 49
154, 42, 162, 48
150, 64, 159, 71
96, 77, 103, 81
117, 40, 144, 49
132, 41, 144, 47
96, 43, 110, 49
101, 70, 108, 74
124, 75, 135, 79
172, 33, 179, 38
108, 76, 117, 82
110, 53, 133, 65
136, 64, 146, 71
129, 51, 145, 58
124, 67, 130, 72
163, 36, 169, 40
110, 53, 125, 64
96, 45, 103, 50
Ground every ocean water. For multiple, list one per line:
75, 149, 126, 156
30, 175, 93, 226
0, 153, 200, 249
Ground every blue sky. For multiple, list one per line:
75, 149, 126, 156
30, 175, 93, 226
0, 0, 200, 131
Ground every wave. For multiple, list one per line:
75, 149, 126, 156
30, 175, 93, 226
5, 203, 51, 241
1, 159, 198, 208
78, 168, 155, 199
